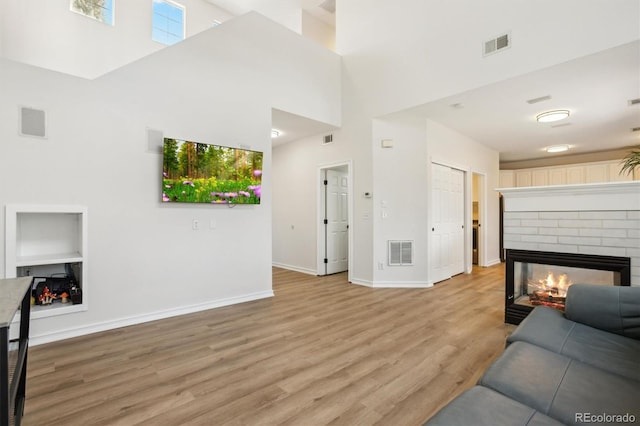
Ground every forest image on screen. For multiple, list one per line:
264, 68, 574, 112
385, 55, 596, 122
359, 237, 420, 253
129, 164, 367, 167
162, 138, 263, 204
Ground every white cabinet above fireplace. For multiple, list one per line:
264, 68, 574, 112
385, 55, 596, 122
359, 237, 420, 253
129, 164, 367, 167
498, 181, 640, 212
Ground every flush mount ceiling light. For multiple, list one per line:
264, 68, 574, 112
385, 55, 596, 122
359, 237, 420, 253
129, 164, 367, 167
536, 110, 570, 123
546, 144, 570, 153
271, 129, 280, 138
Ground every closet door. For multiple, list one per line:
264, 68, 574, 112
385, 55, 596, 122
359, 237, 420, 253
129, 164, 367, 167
430, 163, 465, 284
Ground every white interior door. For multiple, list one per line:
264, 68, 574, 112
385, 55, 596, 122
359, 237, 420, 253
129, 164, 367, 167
430, 163, 465, 283
325, 169, 349, 275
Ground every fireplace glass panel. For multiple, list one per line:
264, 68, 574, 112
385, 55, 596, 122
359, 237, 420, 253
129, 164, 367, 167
513, 261, 617, 311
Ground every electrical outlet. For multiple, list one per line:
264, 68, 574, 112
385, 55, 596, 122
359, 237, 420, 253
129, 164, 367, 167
192, 219, 200, 230
378, 262, 384, 270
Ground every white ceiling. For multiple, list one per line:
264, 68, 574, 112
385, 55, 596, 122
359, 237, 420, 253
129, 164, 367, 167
271, 109, 337, 146
206, 1, 639, 163
404, 41, 640, 163
271, 42, 640, 163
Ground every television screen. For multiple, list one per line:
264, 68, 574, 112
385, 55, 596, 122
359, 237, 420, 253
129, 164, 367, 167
162, 138, 263, 204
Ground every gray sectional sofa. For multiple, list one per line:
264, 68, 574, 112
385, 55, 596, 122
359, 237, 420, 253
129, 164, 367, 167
425, 284, 640, 426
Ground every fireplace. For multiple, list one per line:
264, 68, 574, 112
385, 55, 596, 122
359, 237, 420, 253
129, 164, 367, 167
505, 249, 631, 325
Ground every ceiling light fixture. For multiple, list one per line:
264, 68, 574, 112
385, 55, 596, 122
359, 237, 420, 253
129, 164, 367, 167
536, 110, 570, 123
546, 144, 569, 153
271, 129, 280, 138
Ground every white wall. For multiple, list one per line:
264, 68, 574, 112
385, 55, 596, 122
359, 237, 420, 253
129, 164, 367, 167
426, 119, 502, 269
272, 115, 500, 287
271, 121, 374, 283
367, 116, 500, 286
301, 11, 335, 51
272, 136, 321, 274
370, 115, 430, 286
0, 12, 340, 344
1, 0, 234, 79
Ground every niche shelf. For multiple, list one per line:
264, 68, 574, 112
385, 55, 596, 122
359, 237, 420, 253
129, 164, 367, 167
5, 205, 88, 320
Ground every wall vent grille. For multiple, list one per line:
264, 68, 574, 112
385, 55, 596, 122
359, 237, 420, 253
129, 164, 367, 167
629, 98, 640, 106
323, 134, 334, 145
388, 240, 413, 266
20, 106, 47, 138
484, 33, 510, 56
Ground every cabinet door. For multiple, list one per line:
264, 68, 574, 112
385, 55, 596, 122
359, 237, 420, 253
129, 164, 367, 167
585, 164, 608, 183
515, 171, 532, 187
532, 169, 548, 186
549, 168, 565, 185
499, 171, 515, 188
608, 162, 632, 182
566, 167, 584, 184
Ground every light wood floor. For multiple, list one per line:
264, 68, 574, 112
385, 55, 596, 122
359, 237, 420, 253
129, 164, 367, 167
23, 264, 512, 426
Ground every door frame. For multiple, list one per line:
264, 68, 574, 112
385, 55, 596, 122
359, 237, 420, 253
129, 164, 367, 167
317, 160, 353, 280
472, 171, 487, 268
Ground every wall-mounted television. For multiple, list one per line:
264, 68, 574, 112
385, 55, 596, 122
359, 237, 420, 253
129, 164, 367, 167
162, 138, 263, 204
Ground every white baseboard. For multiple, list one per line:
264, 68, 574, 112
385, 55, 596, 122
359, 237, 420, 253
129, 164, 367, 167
370, 281, 432, 288
29, 290, 274, 346
349, 278, 373, 287
272, 262, 317, 276
485, 258, 503, 267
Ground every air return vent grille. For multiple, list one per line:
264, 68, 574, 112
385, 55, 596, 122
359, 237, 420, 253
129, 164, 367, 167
629, 98, 640, 106
388, 240, 413, 266
484, 33, 510, 56
323, 134, 333, 145
20, 106, 46, 138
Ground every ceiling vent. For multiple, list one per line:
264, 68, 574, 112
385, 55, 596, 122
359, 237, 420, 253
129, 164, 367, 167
318, 0, 336, 14
388, 240, 413, 266
484, 33, 510, 56
322, 134, 333, 145
629, 98, 640, 106
526, 95, 552, 105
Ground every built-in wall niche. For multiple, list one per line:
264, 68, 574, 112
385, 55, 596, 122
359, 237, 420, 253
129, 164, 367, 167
5, 205, 87, 319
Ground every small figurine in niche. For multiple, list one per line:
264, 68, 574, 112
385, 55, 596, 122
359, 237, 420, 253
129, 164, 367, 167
38, 286, 57, 305
60, 292, 69, 304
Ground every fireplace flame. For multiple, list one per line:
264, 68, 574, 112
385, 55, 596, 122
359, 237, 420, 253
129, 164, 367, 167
539, 272, 572, 296
528, 271, 574, 310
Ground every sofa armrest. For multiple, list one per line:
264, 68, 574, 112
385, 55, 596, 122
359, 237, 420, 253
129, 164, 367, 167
565, 284, 640, 340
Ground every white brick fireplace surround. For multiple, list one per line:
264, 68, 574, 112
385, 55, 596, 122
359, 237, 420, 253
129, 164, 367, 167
499, 181, 640, 286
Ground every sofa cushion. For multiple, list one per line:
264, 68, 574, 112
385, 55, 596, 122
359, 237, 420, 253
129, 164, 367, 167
507, 306, 640, 382
423, 386, 564, 426
565, 284, 640, 340
479, 342, 640, 425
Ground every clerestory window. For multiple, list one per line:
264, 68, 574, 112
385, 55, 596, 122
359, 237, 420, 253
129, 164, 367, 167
152, 0, 185, 46
70, 0, 114, 25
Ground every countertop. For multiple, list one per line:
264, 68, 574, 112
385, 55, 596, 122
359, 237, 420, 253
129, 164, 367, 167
0, 277, 32, 328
